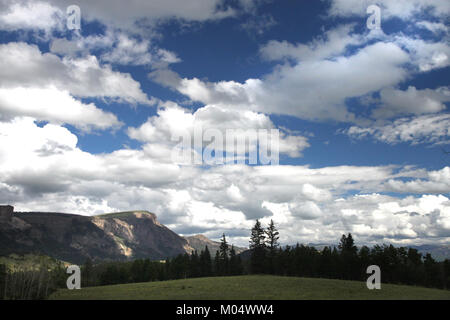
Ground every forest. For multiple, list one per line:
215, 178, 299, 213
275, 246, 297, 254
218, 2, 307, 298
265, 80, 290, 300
1, 220, 449, 299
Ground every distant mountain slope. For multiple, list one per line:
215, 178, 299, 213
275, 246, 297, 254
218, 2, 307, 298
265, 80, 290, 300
283, 243, 450, 261
0, 210, 194, 264
184, 234, 246, 255
411, 245, 450, 262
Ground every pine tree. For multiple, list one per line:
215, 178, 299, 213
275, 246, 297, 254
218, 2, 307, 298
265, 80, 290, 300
229, 245, 243, 275
190, 250, 200, 278
265, 219, 279, 274
249, 219, 266, 274
338, 233, 357, 255
338, 233, 358, 279
218, 233, 229, 275
83, 258, 93, 287
250, 219, 266, 249
200, 246, 212, 277
214, 250, 220, 276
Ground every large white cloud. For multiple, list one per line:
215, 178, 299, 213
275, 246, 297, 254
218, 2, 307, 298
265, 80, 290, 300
151, 41, 410, 122
0, 42, 152, 105
263, 193, 450, 246
0, 0, 448, 248
394, 36, 450, 72
371, 86, 450, 118
149, 17, 448, 126
260, 24, 363, 62
327, 0, 450, 20
1, 115, 449, 245
0, 0, 239, 33
344, 113, 450, 145
46, 0, 237, 28
0, 0, 64, 34
385, 167, 450, 194
50, 31, 181, 67
127, 103, 310, 160
0, 86, 121, 130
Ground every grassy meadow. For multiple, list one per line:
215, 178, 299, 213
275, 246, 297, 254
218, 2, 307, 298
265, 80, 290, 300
49, 275, 450, 300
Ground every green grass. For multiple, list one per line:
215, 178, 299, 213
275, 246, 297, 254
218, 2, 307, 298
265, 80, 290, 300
49, 275, 450, 300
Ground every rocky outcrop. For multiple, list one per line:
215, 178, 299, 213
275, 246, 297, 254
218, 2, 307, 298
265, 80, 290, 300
0, 210, 194, 264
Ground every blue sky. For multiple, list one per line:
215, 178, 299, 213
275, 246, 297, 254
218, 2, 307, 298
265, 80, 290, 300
0, 0, 449, 247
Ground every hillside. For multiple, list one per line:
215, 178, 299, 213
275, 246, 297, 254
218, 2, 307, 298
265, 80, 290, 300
184, 234, 246, 255
50, 275, 450, 300
0, 210, 194, 264
411, 244, 450, 261
0, 253, 68, 271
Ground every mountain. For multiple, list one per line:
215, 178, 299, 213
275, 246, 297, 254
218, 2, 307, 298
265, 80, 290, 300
410, 245, 450, 262
285, 243, 450, 261
0, 210, 194, 264
184, 234, 246, 255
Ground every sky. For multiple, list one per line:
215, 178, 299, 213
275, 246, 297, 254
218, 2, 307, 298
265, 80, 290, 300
0, 0, 449, 247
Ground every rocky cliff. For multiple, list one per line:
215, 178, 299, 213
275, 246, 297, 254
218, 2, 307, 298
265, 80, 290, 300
0, 210, 194, 264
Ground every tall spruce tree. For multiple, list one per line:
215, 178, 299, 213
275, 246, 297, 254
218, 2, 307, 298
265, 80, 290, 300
338, 233, 357, 255
265, 219, 279, 273
338, 233, 358, 279
265, 220, 280, 251
219, 233, 230, 275
229, 245, 243, 275
200, 246, 212, 277
249, 219, 266, 274
214, 250, 220, 276
83, 257, 93, 287
190, 250, 200, 278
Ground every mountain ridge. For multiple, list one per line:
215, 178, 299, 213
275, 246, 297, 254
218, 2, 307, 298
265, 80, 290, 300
0, 210, 194, 264
0, 209, 248, 264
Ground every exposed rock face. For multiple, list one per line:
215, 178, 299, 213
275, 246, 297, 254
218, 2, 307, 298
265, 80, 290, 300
184, 234, 246, 255
0, 210, 194, 264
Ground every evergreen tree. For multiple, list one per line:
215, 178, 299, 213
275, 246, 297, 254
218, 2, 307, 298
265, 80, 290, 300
200, 246, 212, 277
82, 257, 93, 287
444, 259, 450, 289
214, 250, 220, 276
265, 220, 280, 250
319, 246, 333, 278
190, 250, 201, 278
338, 233, 357, 255
265, 219, 279, 273
338, 233, 358, 279
249, 219, 266, 274
229, 245, 243, 275
130, 259, 144, 283
218, 234, 230, 275
424, 253, 440, 287
358, 245, 371, 280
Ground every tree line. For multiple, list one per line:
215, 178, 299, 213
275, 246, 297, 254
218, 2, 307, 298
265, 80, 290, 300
77, 220, 450, 290
247, 220, 450, 289
1, 220, 449, 299
77, 234, 244, 287
0, 261, 66, 299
